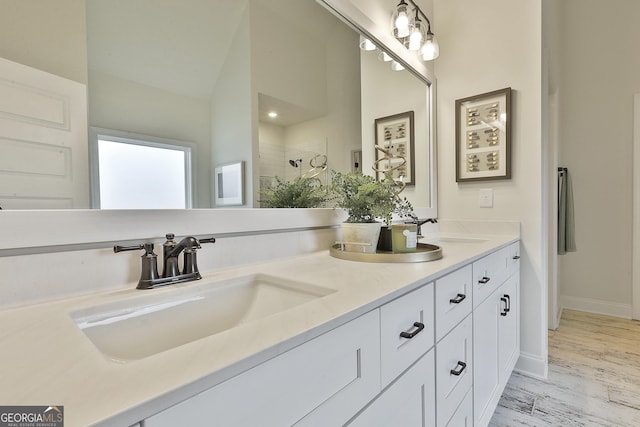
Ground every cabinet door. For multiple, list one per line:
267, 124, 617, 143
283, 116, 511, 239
499, 275, 519, 384
347, 349, 436, 427
145, 310, 380, 427
473, 290, 501, 427
380, 282, 435, 387
445, 388, 473, 427
436, 314, 472, 426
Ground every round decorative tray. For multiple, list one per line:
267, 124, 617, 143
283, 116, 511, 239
329, 243, 443, 263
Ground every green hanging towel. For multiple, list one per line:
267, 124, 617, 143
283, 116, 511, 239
558, 168, 576, 254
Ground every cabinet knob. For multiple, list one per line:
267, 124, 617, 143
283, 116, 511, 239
450, 361, 467, 376
399, 322, 425, 339
449, 293, 467, 304
513, 255, 521, 260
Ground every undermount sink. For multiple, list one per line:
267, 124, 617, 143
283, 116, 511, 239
71, 274, 335, 362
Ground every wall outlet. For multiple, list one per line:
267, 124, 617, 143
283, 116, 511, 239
479, 188, 493, 208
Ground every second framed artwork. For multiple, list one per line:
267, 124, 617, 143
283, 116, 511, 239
374, 111, 415, 185
214, 161, 244, 206
455, 87, 512, 182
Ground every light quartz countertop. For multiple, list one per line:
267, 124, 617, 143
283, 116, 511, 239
0, 232, 518, 427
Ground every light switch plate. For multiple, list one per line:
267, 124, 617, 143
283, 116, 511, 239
479, 188, 493, 208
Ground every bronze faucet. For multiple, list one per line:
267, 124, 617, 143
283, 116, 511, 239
114, 234, 216, 289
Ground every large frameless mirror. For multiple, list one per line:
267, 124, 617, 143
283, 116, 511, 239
0, 0, 434, 213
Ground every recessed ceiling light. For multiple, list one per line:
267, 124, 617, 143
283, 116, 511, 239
268, 111, 278, 118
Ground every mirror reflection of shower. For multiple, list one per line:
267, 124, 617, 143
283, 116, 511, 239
289, 158, 303, 177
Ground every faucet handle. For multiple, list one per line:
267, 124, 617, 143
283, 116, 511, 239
199, 237, 216, 245
114, 244, 145, 253
113, 243, 160, 289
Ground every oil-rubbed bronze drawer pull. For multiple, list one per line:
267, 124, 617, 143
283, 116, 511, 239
399, 322, 425, 339
449, 293, 467, 304
478, 276, 491, 284
450, 361, 467, 376
500, 297, 508, 316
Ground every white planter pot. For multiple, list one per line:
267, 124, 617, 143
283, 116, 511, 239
340, 222, 382, 254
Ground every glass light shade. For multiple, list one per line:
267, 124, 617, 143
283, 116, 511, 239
408, 18, 424, 51
393, 1, 411, 38
421, 32, 440, 60
378, 51, 392, 62
359, 35, 376, 51
391, 60, 405, 71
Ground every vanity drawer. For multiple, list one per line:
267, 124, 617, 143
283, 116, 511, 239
145, 310, 381, 427
380, 282, 435, 388
435, 314, 472, 426
506, 241, 521, 278
435, 265, 472, 342
472, 247, 509, 308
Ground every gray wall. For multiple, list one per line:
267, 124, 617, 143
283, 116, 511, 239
557, 0, 640, 316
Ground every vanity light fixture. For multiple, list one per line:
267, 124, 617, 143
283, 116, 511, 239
392, 0, 439, 61
378, 51, 393, 62
390, 60, 405, 71
392, 0, 411, 38
359, 35, 377, 51
408, 11, 424, 51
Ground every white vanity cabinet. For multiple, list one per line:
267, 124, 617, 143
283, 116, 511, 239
144, 309, 381, 427
473, 242, 520, 427
141, 241, 520, 427
380, 282, 435, 387
347, 349, 436, 427
433, 265, 474, 426
348, 283, 437, 427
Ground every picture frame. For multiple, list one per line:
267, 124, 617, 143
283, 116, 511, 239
455, 87, 512, 182
374, 111, 415, 185
214, 161, 244, 206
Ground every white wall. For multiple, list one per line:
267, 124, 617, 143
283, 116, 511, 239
282, 21, 362, 177
434, 0, 546, 377
556, 0, 640, 318
254, 0, 361, 184
543, 0, 561, 329
88, 71, 212, 208
211, 6, 254, 207
0, 0, 87, 84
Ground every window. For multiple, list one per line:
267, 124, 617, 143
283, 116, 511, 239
90, 129, 193, 209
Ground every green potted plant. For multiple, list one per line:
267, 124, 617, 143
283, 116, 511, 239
330, 171, 415, 253
260, 176, 327, 208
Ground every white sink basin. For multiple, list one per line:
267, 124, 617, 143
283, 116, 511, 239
71, 274, 335, 362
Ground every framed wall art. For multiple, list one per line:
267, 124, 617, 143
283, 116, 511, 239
455, 87, 512, 182
374, 111, 415, 184
214, 161, 244, 206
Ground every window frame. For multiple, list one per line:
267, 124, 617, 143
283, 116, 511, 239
89, 127, 195, 209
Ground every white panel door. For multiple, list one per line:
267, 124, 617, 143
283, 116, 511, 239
0, 57, 88, 209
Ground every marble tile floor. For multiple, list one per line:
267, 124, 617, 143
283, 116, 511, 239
490, 309, 640, 426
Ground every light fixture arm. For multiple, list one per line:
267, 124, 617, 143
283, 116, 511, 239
405, 0, 433, 34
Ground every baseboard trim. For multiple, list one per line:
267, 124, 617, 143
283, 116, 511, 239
560, 295, 632, 319
551, 306, 563, 330
514, 351, 547, 380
